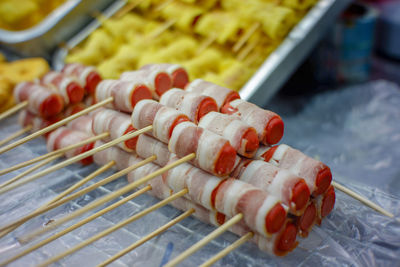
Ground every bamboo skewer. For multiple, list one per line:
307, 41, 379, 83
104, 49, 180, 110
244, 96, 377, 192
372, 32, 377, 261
0, 125, 32, 147
237, 38, 259, 61
46, 161, 116, 206
0, 156, 156, 235
196, 34, 218, 55
0, 132, 110, 176
332, 181, 399, 222
19, 153, 193, 243
153, 0, 175, 13
113, 0, 146, 19
0, 161, 116, 239
0, 186, 152, 266
38, 189, 188, 267
147, 19, 177, 40
0, 101, 28, 122
0, 126, 151, 196
98, 208, 195, 267
233, 22, 261, 53
0, 97, 113, 155
199, 232, 254, 267
0, 153, 63, 191
164, 213, 244, 267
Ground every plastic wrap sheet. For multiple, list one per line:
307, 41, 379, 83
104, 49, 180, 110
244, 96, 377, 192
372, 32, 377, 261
0, 80, 399, 266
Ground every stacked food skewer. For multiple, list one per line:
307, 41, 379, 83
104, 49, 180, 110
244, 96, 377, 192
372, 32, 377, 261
0, 63, 396, 266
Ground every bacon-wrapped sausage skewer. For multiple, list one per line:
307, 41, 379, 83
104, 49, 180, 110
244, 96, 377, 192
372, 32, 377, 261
256, 144, 332, 196
40, 71, 85, 104
14, 82, 64, 118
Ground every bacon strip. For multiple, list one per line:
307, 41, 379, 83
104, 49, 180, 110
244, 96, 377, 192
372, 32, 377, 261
131, 99, 190, 143
95, 79, 152, 112
40, 71, 84, 104
198, 111, 259, 157
61, 63, 102, 94
256, 144, 332, 195
169, 121, 237, 177
92, 140, 141, 170
120, 68, 172, 100
141, 63, 189, 89
18, 110, 62, 138
221, 99, 284, 145
92, 108, 138, 152
160, 88, 218, 123
46, 127, 94, 165
185, 79, 240, 110
67, 115, 94, 136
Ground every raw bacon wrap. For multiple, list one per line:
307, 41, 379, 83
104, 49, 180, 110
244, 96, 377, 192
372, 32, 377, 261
131, 99, 189, 143
135, 135, 173, 167
185, 79, 240, 109
67, 115, 94, 136
169, 121, 237, 177
61, 63, 102, 94
120, 68, 172, 99
163, 160, 287, 237
40, 71, 84, 104
159, 88, 218, 123
232, 159, 310, 215
14, 82, 64, 118
92, 108, 138, 152
198, 111, 259, 158
221, 99, 284, 145
256, 144, 332, 195
127, 160, 297, 256
46, 127, 94, 165
95, 79, 152, 112
18, 110, 61, 137
92, 140, 141, 170
141, 63, 189, 89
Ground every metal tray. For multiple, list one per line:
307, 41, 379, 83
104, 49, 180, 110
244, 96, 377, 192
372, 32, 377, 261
0, 0, 115, 60
52, 0, 351, 105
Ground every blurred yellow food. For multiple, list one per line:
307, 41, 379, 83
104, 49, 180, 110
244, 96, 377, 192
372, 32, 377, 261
66, 0, 317, 91
0, 0, 65, 31
0, 57, 49, 111
2, 58, 49, 84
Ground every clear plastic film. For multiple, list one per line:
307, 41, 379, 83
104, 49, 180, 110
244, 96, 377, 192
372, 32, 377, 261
0, 80, 399, 266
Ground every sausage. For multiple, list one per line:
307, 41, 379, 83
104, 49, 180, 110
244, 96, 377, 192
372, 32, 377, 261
40, 71, 84, 104
221, 99, 284, 145
185, 79, 240, 110
141, 63, 189, 89
160, 88, 218, 123
169, 121, 237, 176
61, 63, 102, 94
198, 111, 259, 157
120, 69, 172, 99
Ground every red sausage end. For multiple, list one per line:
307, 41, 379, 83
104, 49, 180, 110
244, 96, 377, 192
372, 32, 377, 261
265, 203, 286, 234
265, 116, 284, 145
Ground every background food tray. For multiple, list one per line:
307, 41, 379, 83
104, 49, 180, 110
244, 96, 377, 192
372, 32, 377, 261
52, 0, 351, 106
0, 0, 114, 60
0, 80, 399, 266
